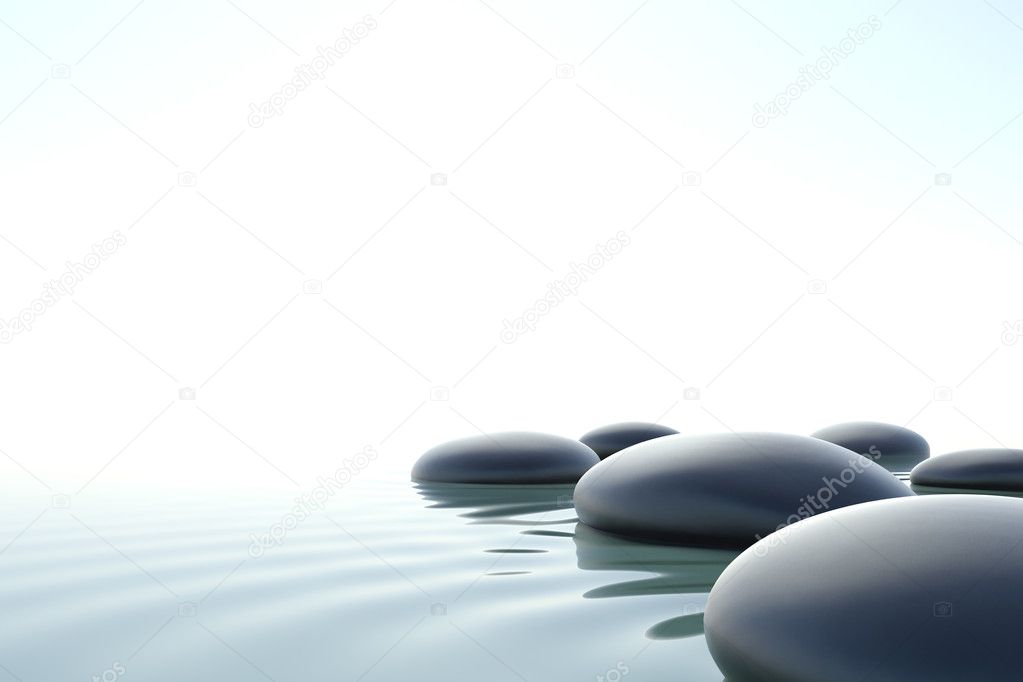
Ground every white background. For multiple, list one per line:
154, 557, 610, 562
2, 0, 1023, 500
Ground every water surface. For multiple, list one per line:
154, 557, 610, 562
0, 479, 737, 680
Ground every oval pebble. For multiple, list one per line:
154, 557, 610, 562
811, 421, 929, 471
579, 421, 679, 459
705, 494, 1023, 681
411, 431, 599, 484
911, 448, 1023, 492
574, 432, 912, 547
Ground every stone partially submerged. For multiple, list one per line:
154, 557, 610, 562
911, 448, 1023, 492
811, 421, 929, 471
579, 421, 679, 459
705, 495, 1023, 681
411, 432, 599, 484
573, 432, 912, 547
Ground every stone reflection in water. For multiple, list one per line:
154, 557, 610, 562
414, 482, 578, 578
413, 482, 577, 523
413, 482, 736, 641
573, 523, 738, 640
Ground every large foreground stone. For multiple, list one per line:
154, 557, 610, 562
705, 495, 1023, 681
411, 432, 599, 484
573, 432, 911, 546
911, 448, 1023, 491
811, 421, 929, 471
579, 421, 679, 459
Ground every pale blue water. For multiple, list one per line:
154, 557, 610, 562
0, 479, 739, 681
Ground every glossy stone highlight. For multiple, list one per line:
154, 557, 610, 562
579, 421, 679, 459
411, 432, 600, 484
811, 421, 929, 471
705, 495, 1023, 681
574, 432, 912, 547
910, 448, 1023, 491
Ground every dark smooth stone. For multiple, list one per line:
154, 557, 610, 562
811, 421, 929, 471
910, 448, 1023, 491
579, 421, 680, 459
705, 495, 1023, 681
574, 432, 912, 547
411, 432, 599, 484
